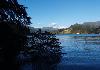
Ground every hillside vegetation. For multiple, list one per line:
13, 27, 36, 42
52, 21, 100, 34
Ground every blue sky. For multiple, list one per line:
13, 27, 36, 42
18, 0, 100, 28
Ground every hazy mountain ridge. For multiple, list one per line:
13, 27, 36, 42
83, 21, 100, 28
29, 27, 58, 33
54, 21, 100, 34
30, 21, 100, 34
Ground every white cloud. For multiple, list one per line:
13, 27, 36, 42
30, 22, 67, 29
53, 25, 66, 29
49, 22, 66, 29
49, 22, 57, 27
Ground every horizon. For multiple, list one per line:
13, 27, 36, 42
18, 0, 100, 29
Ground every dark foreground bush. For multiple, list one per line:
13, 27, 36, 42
24, 29, 62, 65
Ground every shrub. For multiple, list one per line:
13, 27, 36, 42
27, 29, 62, 64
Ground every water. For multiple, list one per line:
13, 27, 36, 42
20, 34, 100, 70
56, 34, 100, 65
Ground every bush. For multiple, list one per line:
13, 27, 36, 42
26, 29, 62, 64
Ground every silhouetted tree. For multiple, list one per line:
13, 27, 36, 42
0, 0, 61, 70
26, 29, 61, 65
0, 0, 31, 69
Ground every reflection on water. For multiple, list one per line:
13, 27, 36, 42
56, 34, 100, 65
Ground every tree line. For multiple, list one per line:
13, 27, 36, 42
53, 22, 100, 34
69, 22, 100, 34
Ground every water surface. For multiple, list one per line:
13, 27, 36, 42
20, 34, 100, 70
56, 34, 100, 65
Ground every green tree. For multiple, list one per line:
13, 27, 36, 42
70, 23, 83, 33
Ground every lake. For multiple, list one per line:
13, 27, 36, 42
20, 34, 100, 70
56, 34, 100, 65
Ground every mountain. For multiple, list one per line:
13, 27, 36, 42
83, 21, 100, 28
53, 21, 100, 34
29, 21, 100, 34
29, 27, 58, 33
41, 27, 58, 32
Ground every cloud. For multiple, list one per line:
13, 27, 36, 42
53, 25, 66, 29
50, 22, 57, 27
49, 22, 66, 29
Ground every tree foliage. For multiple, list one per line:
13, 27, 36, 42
0, 0, 31, 25
0, 0, 62, 69
0, 0, 30, 69
69, 22, 100, 34
25, 29, 62, 64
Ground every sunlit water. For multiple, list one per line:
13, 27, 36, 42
56, 34, 100, 65
20, 34, 100, 70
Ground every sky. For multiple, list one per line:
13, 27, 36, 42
18, 0, 100, 28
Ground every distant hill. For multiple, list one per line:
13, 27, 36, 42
29, 21, 100, 34
41, 27, 58, 32
29, 27, 58, 33
52, 21, 100, 34
83, 21, 100, 28
69, 21, 100, 34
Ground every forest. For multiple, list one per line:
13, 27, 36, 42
52, 22, 100, 34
